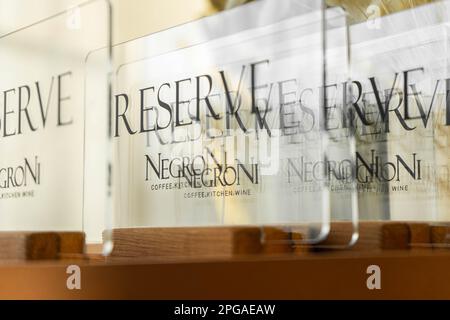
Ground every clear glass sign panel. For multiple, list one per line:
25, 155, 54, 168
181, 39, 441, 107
0, 0, 111, 243
349, 0, 450, 246
106, 0, 357, 252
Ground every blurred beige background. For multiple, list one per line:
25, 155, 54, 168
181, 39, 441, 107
1, 0, 437, 43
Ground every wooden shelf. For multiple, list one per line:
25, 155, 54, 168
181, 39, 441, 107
0, 250, 450, 299
0, 222, 449, 299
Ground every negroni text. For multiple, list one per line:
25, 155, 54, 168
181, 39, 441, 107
0, 156, 41, 188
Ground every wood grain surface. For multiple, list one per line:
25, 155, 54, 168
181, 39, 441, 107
0, 231, 85, 260
108, 222, 450, 259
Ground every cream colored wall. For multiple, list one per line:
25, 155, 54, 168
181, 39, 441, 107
0, 0, 214, 44
110, 0, 213, 44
